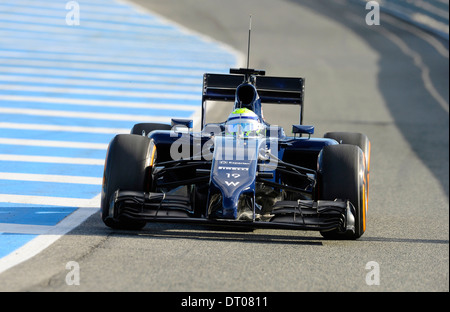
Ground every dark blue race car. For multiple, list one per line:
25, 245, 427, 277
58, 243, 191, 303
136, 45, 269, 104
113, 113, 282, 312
101, 68, 371, 239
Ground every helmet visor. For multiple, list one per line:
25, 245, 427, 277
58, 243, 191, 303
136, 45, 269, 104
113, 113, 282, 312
225, 122, 262, 137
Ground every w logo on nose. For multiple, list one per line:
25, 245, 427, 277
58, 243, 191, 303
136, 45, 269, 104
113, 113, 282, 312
225, 181, 240, 187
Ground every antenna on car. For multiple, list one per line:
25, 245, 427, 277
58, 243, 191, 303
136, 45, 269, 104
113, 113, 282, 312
247, 14, 252, 71
229, 15, 265, 81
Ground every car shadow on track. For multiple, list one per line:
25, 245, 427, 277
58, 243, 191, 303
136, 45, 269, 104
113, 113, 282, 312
78, 211, 323, 246
119, 222, 325, 246
358, 236, 449, 244
77, 211, 449, 246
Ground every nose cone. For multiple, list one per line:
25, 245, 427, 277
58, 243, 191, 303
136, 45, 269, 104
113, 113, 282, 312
207, 136, 260, 220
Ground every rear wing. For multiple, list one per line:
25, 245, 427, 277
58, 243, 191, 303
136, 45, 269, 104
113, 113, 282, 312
201, 73, 305, 128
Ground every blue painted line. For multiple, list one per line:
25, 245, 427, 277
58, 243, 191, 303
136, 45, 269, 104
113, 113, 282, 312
0, 37, 226, 57
0, 81, 201, 95
0, 128, 115, 144
0, 40, 233, 62
0, 19, 188, 40
0, 91, 200, 105
0, 31, 220, 54
0, 31, 231, 54
0, 114, 144, 131
0, 145, 107, 160
0, 207, 77, 226
0, 180, 100, 199
0, 11, 173, 29
0, 161, 103, 178
0, 92, 200, 107
0, 3, 150, 20
0, 100, 198, 117
0, 64, 203, 79
0, 48, 234, 67
0, 44, 236, 64
0, 71, 203, 87
0, 61, 213, 81
0, 55, 172, 68
0, 15, 175, 34
0, 113, 175, 127
0, 5, 167, 21
0, 234, 38, 258
0, 29, 217, 52
0, 33, 235, 57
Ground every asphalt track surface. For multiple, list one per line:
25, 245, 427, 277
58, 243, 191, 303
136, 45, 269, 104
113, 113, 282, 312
1, 0, 448, 293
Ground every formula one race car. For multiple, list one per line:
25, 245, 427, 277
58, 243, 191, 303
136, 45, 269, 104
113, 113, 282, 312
101, 67, 371, 239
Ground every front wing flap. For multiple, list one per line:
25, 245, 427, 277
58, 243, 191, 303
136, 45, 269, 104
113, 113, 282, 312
108, 190, 355, 234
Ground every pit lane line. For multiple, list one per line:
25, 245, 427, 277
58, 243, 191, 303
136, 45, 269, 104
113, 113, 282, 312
0, 0, 239, 273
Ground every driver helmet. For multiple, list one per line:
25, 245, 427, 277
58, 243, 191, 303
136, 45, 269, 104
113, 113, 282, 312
225, 108, 264, 137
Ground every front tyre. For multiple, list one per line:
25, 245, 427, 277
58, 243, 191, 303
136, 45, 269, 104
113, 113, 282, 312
101, 134, 150, 230
318, 144, 366, 239
324, 132, 371, 198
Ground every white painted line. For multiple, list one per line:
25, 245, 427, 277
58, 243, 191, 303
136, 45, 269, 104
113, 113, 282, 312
0, 14, 181, 36
0, 172, 102, 185
0, 138, 108, 150
0, 194, 100, 207
0, 51, 228, 71
0, 107, 172, 123
0, 40, 231, 66
0, 0, 142, 15
0, 66, 201, 85
0, 84, 200, 101
0, 59, 206, 77
0, 75, 202, 92
0, 154, 104, 165
0, 4, 163, 25
0, 95, 197, 111
0, 29, 212, 54
0, 122, 129, 134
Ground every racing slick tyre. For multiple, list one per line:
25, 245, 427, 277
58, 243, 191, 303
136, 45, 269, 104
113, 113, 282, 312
323, 132, 371, 226
323, 132, 371, 194
318, 144, 367, 240
130, 123, 172, 136
101, 134, 150, 230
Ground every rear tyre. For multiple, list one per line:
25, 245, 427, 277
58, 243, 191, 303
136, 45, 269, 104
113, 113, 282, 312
318, 144, 366, 239
101, 134, 150, 230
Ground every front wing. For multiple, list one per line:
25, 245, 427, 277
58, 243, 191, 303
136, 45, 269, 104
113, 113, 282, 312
108, 190, 356, 233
